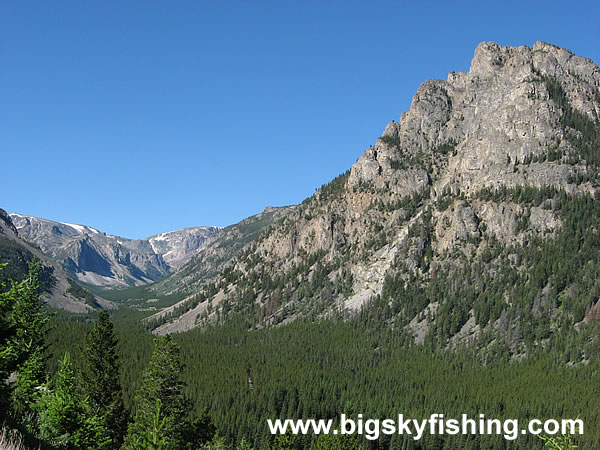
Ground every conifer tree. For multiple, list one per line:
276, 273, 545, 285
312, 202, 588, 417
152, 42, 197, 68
122, 335, 191, 449
36, 353, 111, 449
36, 353, 81, 446
0, 262, 48, 421
80, 310, 126, 446
0, 263, 16, 418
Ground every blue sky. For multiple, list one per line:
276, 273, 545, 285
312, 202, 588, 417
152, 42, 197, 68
2, 1, 599, 239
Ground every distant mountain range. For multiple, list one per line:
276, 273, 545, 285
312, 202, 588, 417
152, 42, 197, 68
0, 208, 114, 312
9, 213, 218, 289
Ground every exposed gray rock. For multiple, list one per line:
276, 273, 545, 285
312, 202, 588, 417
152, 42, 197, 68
0, 209, 18, 235
434, 202, 480, 253
148, 226, 219, 268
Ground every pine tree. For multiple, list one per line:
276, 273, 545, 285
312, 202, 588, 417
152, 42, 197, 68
36, 352, 111, 449
0, 261, 48, 422
0, 263, 17, 418
80, 310, 126, 446
122, 335, 191, 449
36, 352, 81, 446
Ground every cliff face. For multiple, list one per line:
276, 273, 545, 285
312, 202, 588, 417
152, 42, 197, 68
152, 42, 600, 354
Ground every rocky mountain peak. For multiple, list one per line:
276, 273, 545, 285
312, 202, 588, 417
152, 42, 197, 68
350, 41, 600, 201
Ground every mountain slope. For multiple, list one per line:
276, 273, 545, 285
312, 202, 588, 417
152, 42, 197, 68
147, 226, 220, 268
148, 206, 294, 299
151, 41, 600, 357
10, 214, 218, 289
130, 206, 293, 322
0, 209, 114, 312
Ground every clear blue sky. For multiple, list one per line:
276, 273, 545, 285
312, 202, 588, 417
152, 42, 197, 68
2, 1, 599, 239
